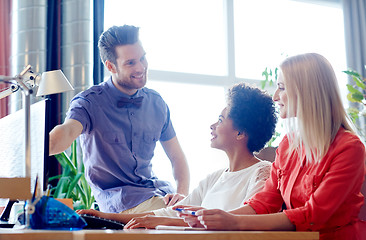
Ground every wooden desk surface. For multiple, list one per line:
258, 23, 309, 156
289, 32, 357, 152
0, 229, 73, 240
0, 229, 319, 240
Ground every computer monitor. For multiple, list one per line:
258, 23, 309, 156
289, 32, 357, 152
0, 99, 49, 196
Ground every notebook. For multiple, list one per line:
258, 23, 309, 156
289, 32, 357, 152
155, 225, 206, 231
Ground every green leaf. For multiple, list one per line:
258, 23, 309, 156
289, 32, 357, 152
69, 192, 78, 202
75, 184, 88, 208
344, 69, 366, 89
346, 84, 360, 94
48, 174, 62, 182
73, 201, 85, 210
261, 68, 269, 89
347, 107, 360, 123
80, 175, 91, 205
343, 69, 362, 80
66, 173, 83, 198
54, 152, 68, 168
347, 93, 355, 103
351, 92, 364, 102
71, 140, 78, 169
346, 85, 364, 103
352, 76, 366, 89
262, 67, 269, 79
274, 67, 278, 81
62, 177, 72, 193
53, 177, 69, 198
56, 152, 77, 176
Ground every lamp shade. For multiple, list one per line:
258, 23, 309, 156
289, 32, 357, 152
36, 70, 74, 97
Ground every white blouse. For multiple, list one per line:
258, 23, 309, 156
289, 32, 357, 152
154, 160, 272, 217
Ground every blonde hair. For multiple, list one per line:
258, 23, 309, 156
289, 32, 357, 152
280, 53, 354, 163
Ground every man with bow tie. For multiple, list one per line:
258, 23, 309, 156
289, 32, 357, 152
49, 25, 190, 213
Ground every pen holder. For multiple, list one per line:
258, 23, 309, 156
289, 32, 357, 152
29, 196, 86, 230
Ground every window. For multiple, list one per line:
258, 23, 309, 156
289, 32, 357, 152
234, 0, 346, 86
104, 0, 227, 76
104, 0, 346, 190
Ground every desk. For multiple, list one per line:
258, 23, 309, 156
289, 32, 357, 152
0, 229, 319, 240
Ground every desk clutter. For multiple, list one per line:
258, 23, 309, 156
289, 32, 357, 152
0, 200, 18, 228
29, 196, 86, 230
0, 196, 125, 230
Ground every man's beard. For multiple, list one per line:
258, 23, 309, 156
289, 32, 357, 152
118, 76, 146, 90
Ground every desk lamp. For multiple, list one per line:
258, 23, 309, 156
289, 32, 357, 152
0, 65, 73, 226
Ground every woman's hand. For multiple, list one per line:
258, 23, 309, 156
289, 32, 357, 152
163, 193, 186, 207
194, 209, 241, 230
76, 209, 103, 218
173, 205, 241, 230
173, 205, 206, 228
125, 215, 170, 229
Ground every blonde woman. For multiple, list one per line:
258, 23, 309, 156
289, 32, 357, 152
176, 53, 366, 240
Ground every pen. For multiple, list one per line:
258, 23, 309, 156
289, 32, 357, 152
31, 175, 38, 202
174, 208, 196, 216
46, 184, 52, 197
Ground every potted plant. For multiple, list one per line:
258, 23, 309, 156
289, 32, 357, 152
344, 67, 366, 120
343, 67, 366, 142
49, 140, 95, 210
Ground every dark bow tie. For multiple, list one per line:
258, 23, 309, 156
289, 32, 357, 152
117, 96, 144, 108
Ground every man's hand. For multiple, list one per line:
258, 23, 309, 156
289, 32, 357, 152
163, 193, 186, 207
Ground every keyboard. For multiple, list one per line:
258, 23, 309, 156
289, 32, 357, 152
79, 214, 124, 230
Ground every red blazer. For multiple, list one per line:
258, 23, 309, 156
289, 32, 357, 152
246, 128, 366, 240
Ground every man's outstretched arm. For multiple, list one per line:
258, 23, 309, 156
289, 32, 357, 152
49, 119, 83, 155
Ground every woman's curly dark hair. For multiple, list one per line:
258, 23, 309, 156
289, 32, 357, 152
227, 83, 277, 153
